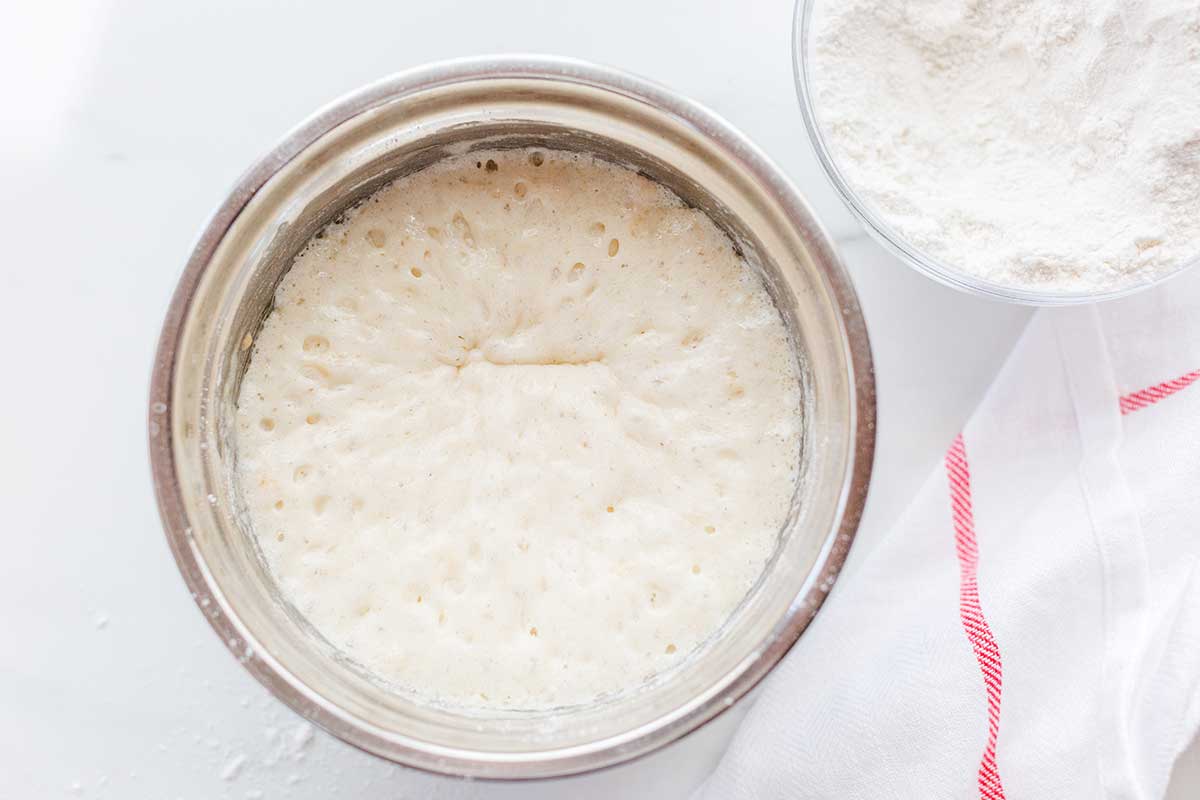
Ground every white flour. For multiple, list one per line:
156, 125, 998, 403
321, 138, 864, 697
810, 0, 1200, 293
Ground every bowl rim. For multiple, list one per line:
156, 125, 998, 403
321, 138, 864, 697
792, 0, 1199, 307
147, 54, 876, 779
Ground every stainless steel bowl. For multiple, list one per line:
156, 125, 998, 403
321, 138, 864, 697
148, 55, 875, 779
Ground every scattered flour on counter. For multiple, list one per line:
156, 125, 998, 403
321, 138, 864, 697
810, 0, 1200, 293
289, 723, 314, 756
220, 753, 247, 781
236, 148, 802, 710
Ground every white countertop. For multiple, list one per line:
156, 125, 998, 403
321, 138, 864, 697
2, 0, 1195, 796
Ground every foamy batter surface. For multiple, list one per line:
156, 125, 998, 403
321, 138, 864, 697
236, 149, 801, 709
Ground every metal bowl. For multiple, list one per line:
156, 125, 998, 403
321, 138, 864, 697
148, 55, 875, 779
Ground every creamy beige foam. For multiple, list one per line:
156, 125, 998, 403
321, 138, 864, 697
235, 149, 801, 709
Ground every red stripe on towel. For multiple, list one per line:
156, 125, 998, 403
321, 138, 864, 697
946, 434, 1007, 800
1119, 369, 1200, 414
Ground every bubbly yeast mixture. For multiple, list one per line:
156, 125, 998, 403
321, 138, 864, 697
236, 149, 801, 708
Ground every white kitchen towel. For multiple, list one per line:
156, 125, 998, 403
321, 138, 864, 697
698, 268, 1200, 800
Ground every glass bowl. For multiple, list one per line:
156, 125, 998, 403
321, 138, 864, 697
148, 56, 876, 779
793, 0, 1198, 306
